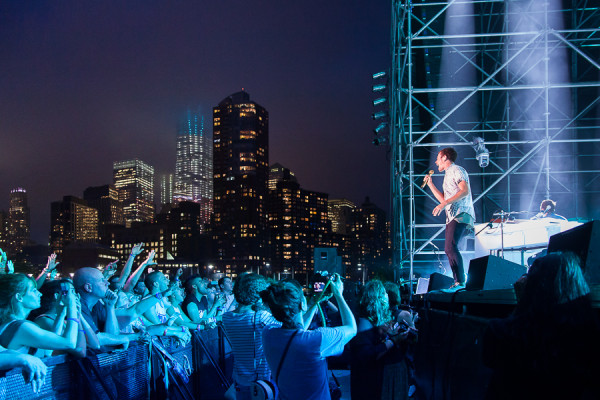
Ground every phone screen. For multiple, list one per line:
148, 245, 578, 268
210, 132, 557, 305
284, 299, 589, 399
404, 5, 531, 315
313, 282, 325, 292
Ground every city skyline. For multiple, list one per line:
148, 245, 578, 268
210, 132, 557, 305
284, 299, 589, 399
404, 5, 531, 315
0, 2, 391, 244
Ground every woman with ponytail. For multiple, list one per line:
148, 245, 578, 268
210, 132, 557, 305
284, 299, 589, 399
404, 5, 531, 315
260, 274, 356, 400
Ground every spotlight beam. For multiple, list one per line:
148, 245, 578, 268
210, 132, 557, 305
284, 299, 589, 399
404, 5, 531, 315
415, 31, 542, 145
410, 14, 503, 86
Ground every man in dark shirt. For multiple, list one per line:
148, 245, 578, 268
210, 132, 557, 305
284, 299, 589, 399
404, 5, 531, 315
74, 267, 129, 348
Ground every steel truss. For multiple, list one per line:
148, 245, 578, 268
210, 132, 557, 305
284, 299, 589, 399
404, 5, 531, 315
389, 0, 600, 291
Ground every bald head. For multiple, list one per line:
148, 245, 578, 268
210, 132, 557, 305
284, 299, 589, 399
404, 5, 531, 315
74, 267, 108, 299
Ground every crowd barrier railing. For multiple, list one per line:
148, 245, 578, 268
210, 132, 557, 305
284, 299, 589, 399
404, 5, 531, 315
0, 327, 233, 400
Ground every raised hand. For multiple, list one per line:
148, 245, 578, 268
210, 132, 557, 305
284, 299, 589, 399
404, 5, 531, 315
0, 249, 6, 272
142, 250, 156, 266
131, 243, 144, 257
46, 253, 59, 272
103, 261, 118, 278
329, 273, 344, 297
7, 260, 14, 274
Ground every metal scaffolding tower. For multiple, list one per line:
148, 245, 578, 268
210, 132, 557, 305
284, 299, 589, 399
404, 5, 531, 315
389, 0, 600, 290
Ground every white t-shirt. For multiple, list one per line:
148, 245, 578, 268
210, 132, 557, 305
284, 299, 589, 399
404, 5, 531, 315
262, 326, 355, 400
443, 163, 475, 225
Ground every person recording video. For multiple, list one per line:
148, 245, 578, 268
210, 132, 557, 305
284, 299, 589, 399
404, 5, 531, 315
260, 274, 356, 400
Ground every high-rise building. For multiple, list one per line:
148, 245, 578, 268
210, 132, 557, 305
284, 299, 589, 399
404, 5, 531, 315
83, 185, 124, 226
105, 201, 211, 275
213, 91, 269, 274
268, 174, 328, 281
268, 163, 297, 190
113, 159, 154, 226
0, 210, 7, 251
351, 197, 390, 278
50, 196, 99, 255
7, 188, 30, 255
160, 174, 174, 206
174, 109, 213, 226
83, 184, 125, 244
328, 199, 356, 235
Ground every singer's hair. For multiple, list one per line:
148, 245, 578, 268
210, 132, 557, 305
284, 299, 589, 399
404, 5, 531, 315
540, 199, 556, 213
439, 147, 458, 162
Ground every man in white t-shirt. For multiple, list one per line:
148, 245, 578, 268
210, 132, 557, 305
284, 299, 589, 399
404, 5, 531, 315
424, 147, 475, 288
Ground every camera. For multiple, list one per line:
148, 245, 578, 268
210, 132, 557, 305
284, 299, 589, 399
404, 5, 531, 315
60, 282, 70, 297
311, 273, 331, 295
313, 282, 326, 292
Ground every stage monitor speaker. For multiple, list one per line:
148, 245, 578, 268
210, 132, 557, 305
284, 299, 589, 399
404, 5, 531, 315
466, 255, 526, 291
547, 220, 599, 284
427, 273, 454, 292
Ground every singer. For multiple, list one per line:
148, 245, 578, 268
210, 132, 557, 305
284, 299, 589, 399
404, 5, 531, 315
423, 147, 475, 289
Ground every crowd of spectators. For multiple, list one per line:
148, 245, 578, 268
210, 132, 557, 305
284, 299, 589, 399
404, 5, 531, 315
0, 245, 419, 399
5, 244, 594, 399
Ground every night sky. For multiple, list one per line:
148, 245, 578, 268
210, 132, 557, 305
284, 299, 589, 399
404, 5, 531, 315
0, 1, 391, 244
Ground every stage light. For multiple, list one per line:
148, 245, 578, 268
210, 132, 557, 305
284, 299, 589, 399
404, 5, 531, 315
372, 84, 386, 92
372, 71, 386, 79
472, 137, 490, 168
374, 122, 388, 134
372, 135, 388, 146
372, 111, 387, 120
373, 97, 386, 106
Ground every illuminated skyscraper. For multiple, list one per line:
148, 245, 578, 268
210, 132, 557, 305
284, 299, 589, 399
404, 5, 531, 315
268, 163, 297, 190
7, 188, 30, 255
213, 91, 269, 274
328, 199, 356, 235
174, 109, 213, 226
83, 184, 124, 244
268, 171, 328, 281
50, 196, 99, 255
352, 197, 390, 276
113, 159, 154, 226
160, 174, 174, 206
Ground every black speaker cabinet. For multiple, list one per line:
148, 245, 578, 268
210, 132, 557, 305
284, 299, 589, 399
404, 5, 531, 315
466, 255, 527, 291
427, 272, 455, 292
547, 220, 600, 284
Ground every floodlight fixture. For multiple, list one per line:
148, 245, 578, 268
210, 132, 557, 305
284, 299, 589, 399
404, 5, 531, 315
372, 135, 388, 146
372, 84, 386, 92
372, 111, 387, 120
373, 97, 386, 106
374, 122, 388, 134
372, 71, 386, 79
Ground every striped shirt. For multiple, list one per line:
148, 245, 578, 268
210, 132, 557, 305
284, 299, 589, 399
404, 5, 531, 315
222, 310, 281, 386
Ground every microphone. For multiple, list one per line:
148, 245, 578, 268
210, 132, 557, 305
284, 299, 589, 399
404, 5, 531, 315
421, 170, 434, 188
